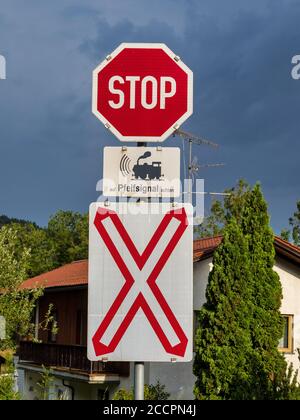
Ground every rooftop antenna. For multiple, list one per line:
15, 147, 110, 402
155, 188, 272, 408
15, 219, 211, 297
174, 128, 222, 203
190, 156, 225, 184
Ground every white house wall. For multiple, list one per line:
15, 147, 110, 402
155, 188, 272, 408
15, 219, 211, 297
274, 256, 300, 374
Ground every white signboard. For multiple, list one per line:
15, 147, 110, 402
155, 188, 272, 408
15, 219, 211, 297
103, 147, 180, 198
88, 202, 193, 362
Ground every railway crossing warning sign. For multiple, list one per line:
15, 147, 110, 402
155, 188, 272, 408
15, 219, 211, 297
88, 202, 193, 362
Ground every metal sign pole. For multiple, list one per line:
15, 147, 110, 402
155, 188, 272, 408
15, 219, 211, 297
188, 138, 192, 205
134, 362, 145, 400
133, 141, 147, 401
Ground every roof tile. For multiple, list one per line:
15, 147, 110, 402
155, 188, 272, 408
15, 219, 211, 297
21, 236, 300, 290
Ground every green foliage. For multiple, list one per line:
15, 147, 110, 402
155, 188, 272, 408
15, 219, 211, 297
36, 365, 54, 400
196, 200, 225, 238
0, 355, 20, 400
0, 210, 88, 279
0, 215, 36, 229
241, 184, 286, 397
280, 228, 290, 242
196, 179, 251, 238
112, 388, 134, 400
194, 219, 254, 399
113, 381, 170, 400
194, 183, 300, 399
272, 364, 300, 400
281, 201, 300, 246
47, 210, 88, 267
8, 223, 56, 278
0, 226, 43, 349
0, 210, 87, 353
0, 374, 19, 400
144, 381, 170, 400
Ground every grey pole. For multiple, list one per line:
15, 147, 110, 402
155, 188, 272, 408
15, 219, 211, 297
188, 138, 192, 205
134, 362, 145, 400
133, 141, 147, 400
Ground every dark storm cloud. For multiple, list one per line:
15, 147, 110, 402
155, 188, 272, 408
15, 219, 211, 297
0, 0, 299, 232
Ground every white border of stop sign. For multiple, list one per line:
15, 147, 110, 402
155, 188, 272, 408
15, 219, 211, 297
92, 43, 193, 142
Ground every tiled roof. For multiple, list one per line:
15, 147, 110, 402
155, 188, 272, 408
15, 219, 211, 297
20, 260, 88, 290
21, 236, 300, 290
193, 235, 300, 264
274, 236, 300, 264
193, 236, 223, 262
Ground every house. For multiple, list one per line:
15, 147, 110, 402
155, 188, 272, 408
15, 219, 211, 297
16, 260, 130, 400
16, 236, 300, 400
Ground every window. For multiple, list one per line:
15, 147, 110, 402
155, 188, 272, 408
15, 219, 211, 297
278, 315, 293, 353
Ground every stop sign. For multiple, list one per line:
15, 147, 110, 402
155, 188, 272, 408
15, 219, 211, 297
92, 43, 193, 142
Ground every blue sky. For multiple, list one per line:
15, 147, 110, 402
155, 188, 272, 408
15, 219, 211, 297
0, 0, 299, 233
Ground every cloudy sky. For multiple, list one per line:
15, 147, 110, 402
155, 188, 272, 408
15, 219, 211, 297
0, 0, 299, 233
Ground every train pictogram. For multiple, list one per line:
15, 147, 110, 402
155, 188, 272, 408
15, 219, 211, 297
120, 151, 163, 181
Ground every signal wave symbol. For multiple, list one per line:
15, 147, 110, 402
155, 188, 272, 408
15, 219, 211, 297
120, 155, 131, 177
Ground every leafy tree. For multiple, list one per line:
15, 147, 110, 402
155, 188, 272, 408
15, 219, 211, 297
0, 226, 42, 349
0, 215, 36, 229
144, 381, 170, 400
280, 200, 300, 245
196, 179, 251, 238
8, 223, 56, 278
47, 210, 88, 267
0, 210, 89, 278
240, 184, 287, 399
272, 364, 300, 400
195, 200, 225, 238
0, 375, 19, 400
194, 218, 254, 399
194, 184, 299, 399
280, 229, 290, 242
113, 381, 170, 400
112, 388, 133, 400
0, 352, 20, 400
36, 365, 54, 400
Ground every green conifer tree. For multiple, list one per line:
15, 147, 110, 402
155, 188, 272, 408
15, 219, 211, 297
193, 218, 253, 399
240, 184, 286, 399
194, 184, 299, 399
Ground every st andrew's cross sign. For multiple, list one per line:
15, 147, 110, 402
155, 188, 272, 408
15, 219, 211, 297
88, 202, 193, 362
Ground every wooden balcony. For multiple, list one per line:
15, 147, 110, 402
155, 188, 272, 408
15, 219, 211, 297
18, 341, 129, 377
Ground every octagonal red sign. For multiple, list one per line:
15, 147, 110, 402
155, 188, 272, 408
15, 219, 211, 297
92, 43, 193, 142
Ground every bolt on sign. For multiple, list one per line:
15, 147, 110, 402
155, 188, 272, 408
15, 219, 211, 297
88, 202, 193, 362
103, 147, 181, 198
92, 43, 193, 142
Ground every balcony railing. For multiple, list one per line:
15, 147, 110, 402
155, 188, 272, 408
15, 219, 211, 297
18, 341, 129, 377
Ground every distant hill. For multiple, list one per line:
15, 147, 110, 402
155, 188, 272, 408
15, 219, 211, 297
0, 215, 39, 229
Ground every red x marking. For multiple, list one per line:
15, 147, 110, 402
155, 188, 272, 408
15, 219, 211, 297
92, 206, 189, 357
